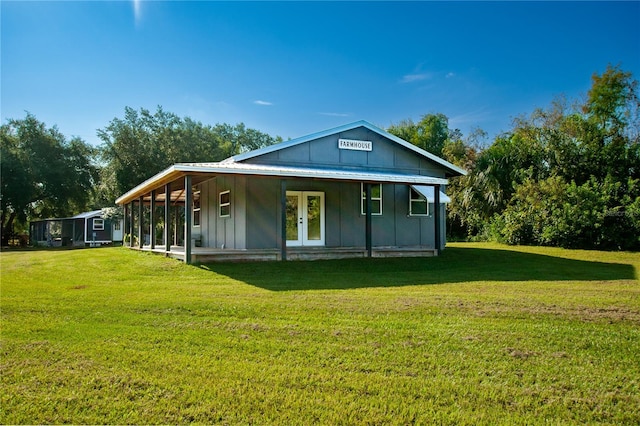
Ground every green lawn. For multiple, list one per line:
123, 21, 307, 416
1, 243, 638, 425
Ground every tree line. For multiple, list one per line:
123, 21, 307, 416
2, 65, 638, 249
1, 107, 281, 245
388, 64, 639, 250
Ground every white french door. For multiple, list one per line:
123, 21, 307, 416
286, 191, 325, 246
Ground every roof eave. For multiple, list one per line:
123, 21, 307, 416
115, 165, 182, 205
225, 120, 371, 163
115, 163, 450, 205
362, 121, 468, 177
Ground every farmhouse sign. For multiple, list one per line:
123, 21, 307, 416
338, 138, 372, 151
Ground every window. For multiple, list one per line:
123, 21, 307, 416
114, 221, 121, 231
93, 218, 105, 231
361, 183, 382, 215
193, 187, 201, 226
219, 190, 231, 217
409, 187, 429, 216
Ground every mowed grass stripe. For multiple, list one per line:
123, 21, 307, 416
1, 243, 638, 424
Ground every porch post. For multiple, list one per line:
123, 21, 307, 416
184, 175, 192, 264
138, 196, 144, 249
434, 184, 441, 253
280, 179, 287, 261
123, 203, 128, 247
164, 182, 171, 253
150, 190, 156, 250
365, 183, 372, 258
129, 200, 135, 248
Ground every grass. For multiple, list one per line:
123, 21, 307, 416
1, 243, 639, 425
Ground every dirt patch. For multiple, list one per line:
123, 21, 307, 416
394, 297, 424, 311
523, 304, 640, 324
573, 306, 640, 323
452, 300, 640, 324
504, 347, 538, 359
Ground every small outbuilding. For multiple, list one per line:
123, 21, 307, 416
115, 120, 466, 262
29, 210, 123, 247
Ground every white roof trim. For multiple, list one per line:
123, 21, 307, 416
32, 210, 103, 222
224, 120, 467, 177
411, 185, 451, 203
183, 162, 449, 184
71, 210, 103, 219
115, 162, 449, 204
115, 165, 179, 204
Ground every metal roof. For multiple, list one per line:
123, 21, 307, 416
115, 162, 449, 205
225, 120, 467, 177
71, 210, 104, 219
411, 185, 451, 203
30, 210, 103, 223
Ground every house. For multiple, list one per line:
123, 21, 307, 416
29, 210, 124, 247
115, 120, 466, 262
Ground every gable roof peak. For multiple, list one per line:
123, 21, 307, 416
225, 120, 466, 176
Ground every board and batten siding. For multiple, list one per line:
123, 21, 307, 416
241, 178, 441, 250
245, 178, 280, 250
195, 125, 449, 251
243, 127, 446, 180
197, 175, 247, 250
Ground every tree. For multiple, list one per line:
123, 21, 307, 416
471, 65, 640, 249
582, 65, 640, 184
441, 128, 484, 239
97, 106, 282, 200
421, 65, 640, 249
1, 113, 99, 245
387, 113, 451, 156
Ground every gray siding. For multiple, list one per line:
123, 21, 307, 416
241, 178, 442, 250
198, 175, 247, 250
244, 127, 447, 179
246, 178, 280, 249
196, 124, 448, 251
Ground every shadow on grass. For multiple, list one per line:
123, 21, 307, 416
198, 246, 637, 291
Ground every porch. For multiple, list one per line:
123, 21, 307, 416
119, 172, 445, 264
136, 245, 438, 263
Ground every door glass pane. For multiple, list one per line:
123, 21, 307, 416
286, 195, 299, 240
306, 195, 321, 241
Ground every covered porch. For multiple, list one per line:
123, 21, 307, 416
116, 163, 447, 264
133, 245, 438, 263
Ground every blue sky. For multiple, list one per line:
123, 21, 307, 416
2, 1, 639, 146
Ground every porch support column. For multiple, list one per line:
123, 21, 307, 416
365, 183, 372, 258
434, 184, 441, 253
184, 175, 192, 264
123, 203, 129, 247
138, 196, 144, 249
150, 190, 156, 250
164, 182, 171, 253
280, 179, 287, 261
129, 200, 135, 248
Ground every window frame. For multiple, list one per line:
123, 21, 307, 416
219, 190, 231, 218
360, 183, 383, 216
409, 187, 430, 216
192, 187, 201, 227
93, 218, 105, 231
